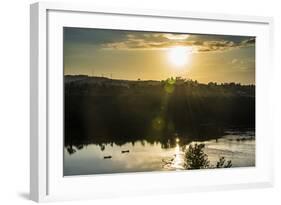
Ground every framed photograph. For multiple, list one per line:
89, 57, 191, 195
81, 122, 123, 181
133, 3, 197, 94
30, 2, 274, 202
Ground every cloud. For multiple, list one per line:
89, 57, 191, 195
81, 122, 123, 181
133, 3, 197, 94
64, 27, 255, 53
164, 34, 190, 40
231, 59, 238, 64
231, 58, 255, 72
240, 37, 256, 47
101, 33, 255, 53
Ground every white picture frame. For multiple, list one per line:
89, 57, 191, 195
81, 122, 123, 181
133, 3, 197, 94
30, 1, 274, 202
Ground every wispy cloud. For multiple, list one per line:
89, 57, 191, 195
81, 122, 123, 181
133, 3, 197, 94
231, 59, 238, 64
102, 33, 255, 53
64, 27, 255, 53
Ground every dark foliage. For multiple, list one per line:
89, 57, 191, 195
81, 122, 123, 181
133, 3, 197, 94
216, 157, 232, 168
64, 76, 255, 151
184, 144, 210, 169
184, 143, 232, 169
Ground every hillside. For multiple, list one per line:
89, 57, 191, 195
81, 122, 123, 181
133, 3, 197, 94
64, 75, 255, 147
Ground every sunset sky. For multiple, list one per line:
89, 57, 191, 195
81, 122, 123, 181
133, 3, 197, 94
64, 27, 255, 84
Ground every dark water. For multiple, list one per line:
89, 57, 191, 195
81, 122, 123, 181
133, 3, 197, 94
64, 130, 255, 176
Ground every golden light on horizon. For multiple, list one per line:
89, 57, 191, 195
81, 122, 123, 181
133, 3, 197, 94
168, 46, 192, 68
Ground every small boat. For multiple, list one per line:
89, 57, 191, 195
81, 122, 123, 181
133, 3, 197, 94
121, 150, 130, 153
104, 156, 112, 159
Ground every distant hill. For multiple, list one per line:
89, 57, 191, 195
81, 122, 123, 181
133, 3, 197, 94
65, 75, 159, 84
64, 75, 255, 97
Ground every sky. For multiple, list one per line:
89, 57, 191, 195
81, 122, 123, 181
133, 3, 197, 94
64, 27, 255, 84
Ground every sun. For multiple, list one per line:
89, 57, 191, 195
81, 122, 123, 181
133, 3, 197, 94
168, 46, 191, 67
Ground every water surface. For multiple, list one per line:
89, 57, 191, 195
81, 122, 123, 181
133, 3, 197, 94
64, 130, 255, 176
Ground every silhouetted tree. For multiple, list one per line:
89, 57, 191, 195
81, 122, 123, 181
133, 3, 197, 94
184, 144, 210, 169
216, 157, 232, 168
184, 143, 232, 169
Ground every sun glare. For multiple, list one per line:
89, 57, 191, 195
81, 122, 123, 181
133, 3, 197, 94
168, 46, 191, 67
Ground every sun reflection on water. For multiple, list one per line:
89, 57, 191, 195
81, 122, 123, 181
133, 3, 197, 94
170, 139, 185, 170
64, 131, 255, 175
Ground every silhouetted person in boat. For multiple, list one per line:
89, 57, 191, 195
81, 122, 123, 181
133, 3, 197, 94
121, 150, 129, 153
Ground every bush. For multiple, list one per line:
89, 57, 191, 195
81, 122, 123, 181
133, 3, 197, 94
184, 144, 210, 169
216, 157, 232, 168
184, 143, 232, 169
